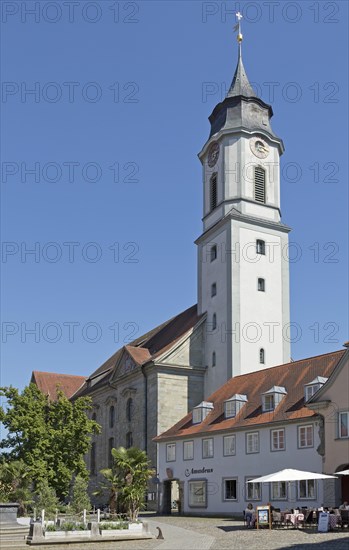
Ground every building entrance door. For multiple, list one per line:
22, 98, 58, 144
162, 480, 180, 514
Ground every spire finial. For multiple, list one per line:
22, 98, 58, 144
234, 12, 243, 45
227, 13, 258, 99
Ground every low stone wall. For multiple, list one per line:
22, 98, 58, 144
27, 520, 154, 545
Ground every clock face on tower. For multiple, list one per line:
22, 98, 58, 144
250, 136, 270, 159
207, 142, 219, 167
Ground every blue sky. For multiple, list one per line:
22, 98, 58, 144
1, 0, 348, 390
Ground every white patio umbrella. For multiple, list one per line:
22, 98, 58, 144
335, 469, 349, 476
247, 468, 337, 483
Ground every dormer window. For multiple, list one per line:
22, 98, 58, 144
304, 376, 328, 402
262, 386, 287, 412
224, 394, 248, 419
192, 401, 214, 424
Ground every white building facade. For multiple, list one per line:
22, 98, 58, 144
155, 350, 346, 515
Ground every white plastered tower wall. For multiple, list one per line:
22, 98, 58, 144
197, 48, 291, 396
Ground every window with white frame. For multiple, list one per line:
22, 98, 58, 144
271, 481, 287, 500
188, 480, 207, 507
271, 428, 285, 451
223, 435, 236, 456
246, 432, 259, 454
339, 412, 349, 438
192, 402, 214, 424
298, 479, 316, 499
210, 245, 217, 262
263, 394, 274, 411
305, 384, 321, 401
246, 478, 261, 500
298, 425, 313, 448
224, 394, 247, 418
223, 479, 237, 501
166, 443, 176, 462
304, 377, 327, 402
183, 440, 194, 460
262, 387, 287, 412
202, 438, 214, 458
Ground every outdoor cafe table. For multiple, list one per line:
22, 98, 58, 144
329, 514, 340, 529
284, 513, 304, 527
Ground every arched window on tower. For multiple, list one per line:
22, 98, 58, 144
210, 173, 217, 211
126, 398, 133, 422
212, 313, 217, 331
92, 412, 97, 422
260, 348, 265, 364
109, 405, 115, 428
212, 351, 216, 367
254, 167, 266, 203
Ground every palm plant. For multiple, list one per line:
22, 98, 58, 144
0, 459, 33, 515
98, 447, 153, 521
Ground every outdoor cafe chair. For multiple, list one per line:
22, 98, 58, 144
340, 510, 349, 529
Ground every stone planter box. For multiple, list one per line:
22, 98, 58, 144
100, 522, 143, 536
129, 523, 143, 533
44, 530, 91, 539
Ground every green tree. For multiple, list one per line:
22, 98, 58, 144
34, 479, 59, 519
99, 447, 153, 521
0, 384, 100, 500
70, 475, 91, 513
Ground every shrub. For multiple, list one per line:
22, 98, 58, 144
100, 521, 129, 530
60, 521, 87, 531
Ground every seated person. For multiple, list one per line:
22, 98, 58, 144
245, 503, 255, 528
339, 501, 349, 510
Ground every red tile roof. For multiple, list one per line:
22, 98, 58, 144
73, 305, 202, 398
154, 349, 346, 441
31, 371, 86, 401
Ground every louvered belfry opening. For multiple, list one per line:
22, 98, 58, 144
210, 173, 217, 211
254, 166, 266, 203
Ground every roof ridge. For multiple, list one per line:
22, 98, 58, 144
33, 371, 86, 378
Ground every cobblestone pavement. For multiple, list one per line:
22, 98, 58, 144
21, 516, 349, 550
144, 515, 349, 550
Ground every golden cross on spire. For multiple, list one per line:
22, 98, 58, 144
234, 12, 243, 44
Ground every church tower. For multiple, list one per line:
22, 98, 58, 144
197, 24, 291, 396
